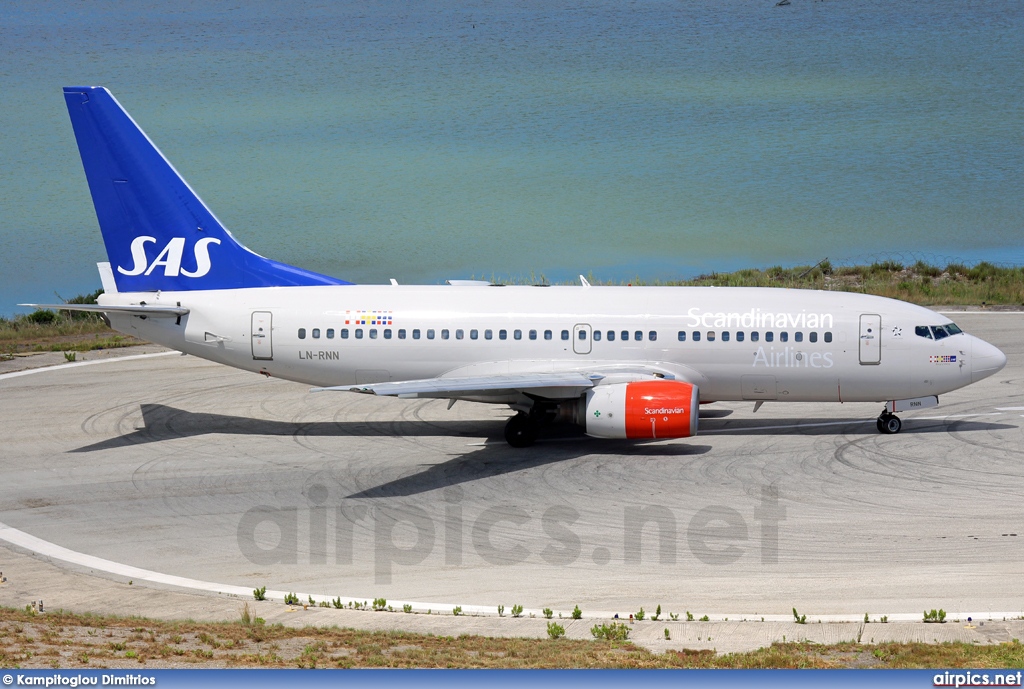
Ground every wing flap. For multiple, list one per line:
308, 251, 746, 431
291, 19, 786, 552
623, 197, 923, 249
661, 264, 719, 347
312, 372, 597, 398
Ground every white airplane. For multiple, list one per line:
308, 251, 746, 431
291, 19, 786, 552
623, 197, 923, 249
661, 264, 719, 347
25, 87, 1007, 447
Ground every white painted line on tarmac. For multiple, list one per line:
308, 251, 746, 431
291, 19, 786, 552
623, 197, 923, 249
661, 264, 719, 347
2, 520, 1022, 623
937, 311, 1024, 315
995, 407, 1024, 411
704, 413, 1006, 434
0, 351, 179, 381
0, 519, 576, 618
0, 519, 251, 597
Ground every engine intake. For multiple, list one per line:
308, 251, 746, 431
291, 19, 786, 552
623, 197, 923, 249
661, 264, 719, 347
583, 380, 699, 439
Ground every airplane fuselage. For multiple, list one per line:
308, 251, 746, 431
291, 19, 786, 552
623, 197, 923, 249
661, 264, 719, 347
102, 284, 1001, 405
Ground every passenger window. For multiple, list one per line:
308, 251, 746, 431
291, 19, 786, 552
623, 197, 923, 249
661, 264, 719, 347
593, 330, 601, 341
649, 331, 657, 342
692, 331, 701, 342
795, 332, 803, 343
722, 331, 730, 342
341, 328, 349, 339
298, 328, 306, 339
398, 329, 406, 339
780, 332, 788, 343
736, 331, 744, 342
485, 329, 493, 340
384, 329, 392, 339
765, 332, 774, 343
809, 332, 817, 343
369, 329, 377, 339
607, 330, 615, 341
634, 330, 642, 341
326, 328, 335, 339
561, 330, 569, 341
441, 329, 450, 340
529, 330, 537, 340
578, 330, 587, 340
355, 329, 364, 339
427, 329, 435, 340
500, 329, 508, 340
824, 332, 833, 343
514, 330, 522, 340
455, 329, 464, 340
470, 329, 478, 340
312, 328, 321, 339
751, 331, 759, 342
544, 330, 553, 340
412, 329, 420, 340
707, 331, 716, 342
621, 330, 629, 341
677, 331, 686, 342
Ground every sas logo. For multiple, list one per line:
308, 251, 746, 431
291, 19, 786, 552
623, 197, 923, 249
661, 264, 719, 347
117, 236, 221, 277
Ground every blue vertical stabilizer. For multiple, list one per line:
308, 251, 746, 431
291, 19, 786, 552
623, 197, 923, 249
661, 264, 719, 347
63, 86, 351, 292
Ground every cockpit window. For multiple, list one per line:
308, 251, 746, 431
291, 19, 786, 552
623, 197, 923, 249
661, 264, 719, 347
934, 323, 963, 339
920, 323, 963, 340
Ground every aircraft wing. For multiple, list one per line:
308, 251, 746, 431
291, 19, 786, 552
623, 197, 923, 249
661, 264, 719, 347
312, 372, 599, 399
19, 303, 190, 318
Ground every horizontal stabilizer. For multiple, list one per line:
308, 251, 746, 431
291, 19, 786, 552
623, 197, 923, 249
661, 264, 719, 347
20, 303, 189, 318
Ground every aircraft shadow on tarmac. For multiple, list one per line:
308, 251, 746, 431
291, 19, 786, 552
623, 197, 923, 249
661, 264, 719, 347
347, 439, 715, 498
69, 404, 1013, 456
699, 416, 1015, 436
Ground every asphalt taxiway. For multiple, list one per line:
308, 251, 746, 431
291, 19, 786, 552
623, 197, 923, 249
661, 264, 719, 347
1, 313, 1022, 635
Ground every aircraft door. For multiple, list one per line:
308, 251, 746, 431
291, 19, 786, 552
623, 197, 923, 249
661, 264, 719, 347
573, 324, 592, 355
859, 314, 881, 365
251, 311, 273, 360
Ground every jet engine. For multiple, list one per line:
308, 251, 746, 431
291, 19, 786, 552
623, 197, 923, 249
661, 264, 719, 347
581, 380, 699, 439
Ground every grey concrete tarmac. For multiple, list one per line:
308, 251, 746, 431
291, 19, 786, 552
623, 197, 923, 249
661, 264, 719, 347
1, 314, 1022, 636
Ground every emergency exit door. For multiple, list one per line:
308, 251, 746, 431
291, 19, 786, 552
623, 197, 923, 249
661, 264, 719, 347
251, 311, 273, 360
859, 314, 881, 365
573, 324, 592, 354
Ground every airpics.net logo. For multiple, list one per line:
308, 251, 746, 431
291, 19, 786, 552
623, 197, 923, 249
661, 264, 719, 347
117, 236, 221, 278
235, 485, 787, 584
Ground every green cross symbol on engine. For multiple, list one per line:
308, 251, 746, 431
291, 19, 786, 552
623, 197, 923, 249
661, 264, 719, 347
593, 410, 601, 418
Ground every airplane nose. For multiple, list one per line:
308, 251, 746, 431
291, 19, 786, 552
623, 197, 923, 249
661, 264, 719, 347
972, 337, 1007, 383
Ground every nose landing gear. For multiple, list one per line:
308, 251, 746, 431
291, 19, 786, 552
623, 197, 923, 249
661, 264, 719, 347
876, 410, 902, 434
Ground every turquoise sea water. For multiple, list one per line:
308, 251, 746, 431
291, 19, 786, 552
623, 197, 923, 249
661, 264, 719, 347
2, 0, 1022, 312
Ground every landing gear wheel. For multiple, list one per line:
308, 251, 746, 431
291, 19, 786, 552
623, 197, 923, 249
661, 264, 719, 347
877, 413, 902, 435
504, 413, 538, 448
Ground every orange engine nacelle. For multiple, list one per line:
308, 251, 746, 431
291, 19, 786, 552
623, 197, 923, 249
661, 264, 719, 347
583, 380, 699, 439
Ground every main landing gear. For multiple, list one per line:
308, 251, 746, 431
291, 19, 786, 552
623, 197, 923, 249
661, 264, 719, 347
504, 412, 539, 448
876, 409, 902, 435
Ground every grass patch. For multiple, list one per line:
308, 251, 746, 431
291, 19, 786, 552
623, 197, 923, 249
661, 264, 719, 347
491, 260, 1024, 307
655, 260, 1024, 306
56, 606, 1024, 669
2, 290, 145, 355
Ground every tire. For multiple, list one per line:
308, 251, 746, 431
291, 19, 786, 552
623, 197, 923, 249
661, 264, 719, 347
876, 418, 886, 434
884, 415, 902, 434
504, 414, 537, 448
